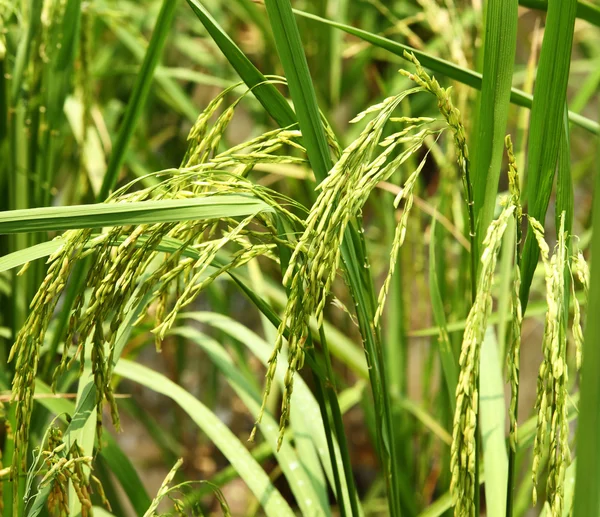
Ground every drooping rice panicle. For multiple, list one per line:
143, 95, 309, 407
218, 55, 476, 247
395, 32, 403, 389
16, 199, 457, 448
570, 249, 590, 371
252, 83, 453, 448
8, 83, 309, 480
529, 214, 571, 515
24, 426, 110, 517
375, 151, 430, 326
505, 135, 523, 451
451, 203, 515, 517
400, 51, 475, 273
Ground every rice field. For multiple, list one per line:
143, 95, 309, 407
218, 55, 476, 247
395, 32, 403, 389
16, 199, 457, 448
0, 0, 599, 516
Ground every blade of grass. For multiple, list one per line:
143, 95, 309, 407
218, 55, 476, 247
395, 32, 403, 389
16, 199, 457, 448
185, 0, 296, 129
421, 394, 580, 516
114, 359, 296, 517
572, 112, 600, 517
102, 17, 198, 122
173, 327, 331, 517
479, 328, 508, 517
519, 0, 600, 27
471, 0, 518, 259
291, 8, 598, 135
0, 195, 271, 234
0, 240, 65, 273
180, 311, 358, 516
31, 381, 152, 515
429, 216, 458, 412
519, 0, 578, 312
98, 0, 178, 200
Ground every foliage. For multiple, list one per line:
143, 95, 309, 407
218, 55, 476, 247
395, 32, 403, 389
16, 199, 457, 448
0, 1, 599, 516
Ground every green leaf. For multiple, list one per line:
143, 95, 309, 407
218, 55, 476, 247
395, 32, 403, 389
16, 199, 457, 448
263, 0, 333, 181
261, 1, 391, 515
0, 195, 271, 234
98, 0, 179, 200
32, 381, 152, 515
519, 0, 600, 27
114, 359, 296, 517
102, 16, 198, 122
428, 217, 458, 412
472, 0, 518, 258
185, 0, 297, 128
172, 326, 331, 517
479, 328, 508, 517
519, 0, 578, 311
572, 118, 600, 517
180, 312, 358, 516
292, 8, 598, 135
0, 240, 63, 273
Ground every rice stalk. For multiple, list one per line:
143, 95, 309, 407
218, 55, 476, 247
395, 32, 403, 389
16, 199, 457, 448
143, 458, 232, 516
400, 51, 476, 298
570, 250, 590, 371
143, 459, 183, 517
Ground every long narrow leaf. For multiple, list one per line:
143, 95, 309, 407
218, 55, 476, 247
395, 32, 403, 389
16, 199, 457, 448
572, 117, 600, 517
261, 1, 393, 515
185, 0, 296, 128
114, 359, 296, 517
99, 0, 178, 200
0, 195, 271, 234
472, 0, 518, 257
479, 329, 508, 517
429, 217, 458, 411
519, 0, 578, 311
292, 9, 598, 135
173, 327, 331, 517
181, 311, 358, 516
519, 0, 600, 27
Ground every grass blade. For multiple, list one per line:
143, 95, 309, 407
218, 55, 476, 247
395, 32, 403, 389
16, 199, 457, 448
0, 241, 63, 273
479, 328, 508, 517
114, 359, 296, 517
572, 115, 600, 517
429, 217, 458, 412
173, 326, 331, 517
0, 195, 271, 234
262, 0, 396, 514
185, 0, 296, 128
98, 0, 178, 200
519, 0, 578, 311
519, 0, 600, 27
262, 0, 332, 180
181, 311, 357, 515
292, 9, 598, 135
472, 0, 518, 257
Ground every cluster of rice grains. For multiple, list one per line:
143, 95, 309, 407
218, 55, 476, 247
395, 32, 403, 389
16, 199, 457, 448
450, 201, 517, 516
252, 55, 474, 448
25, 425, 109, 517
8, 82, 308, 503
529, 214, 588, 515
7, 48, 592, 516
449, 138, 589, 516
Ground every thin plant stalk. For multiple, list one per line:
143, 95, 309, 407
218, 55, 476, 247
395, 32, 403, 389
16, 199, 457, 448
262, 0, 402, 514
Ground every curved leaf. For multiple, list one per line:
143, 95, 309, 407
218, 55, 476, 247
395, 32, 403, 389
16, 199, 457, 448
114, 359, 296, 517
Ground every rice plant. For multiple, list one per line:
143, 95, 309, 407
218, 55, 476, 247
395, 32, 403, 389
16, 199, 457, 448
0, 0, 599, 516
